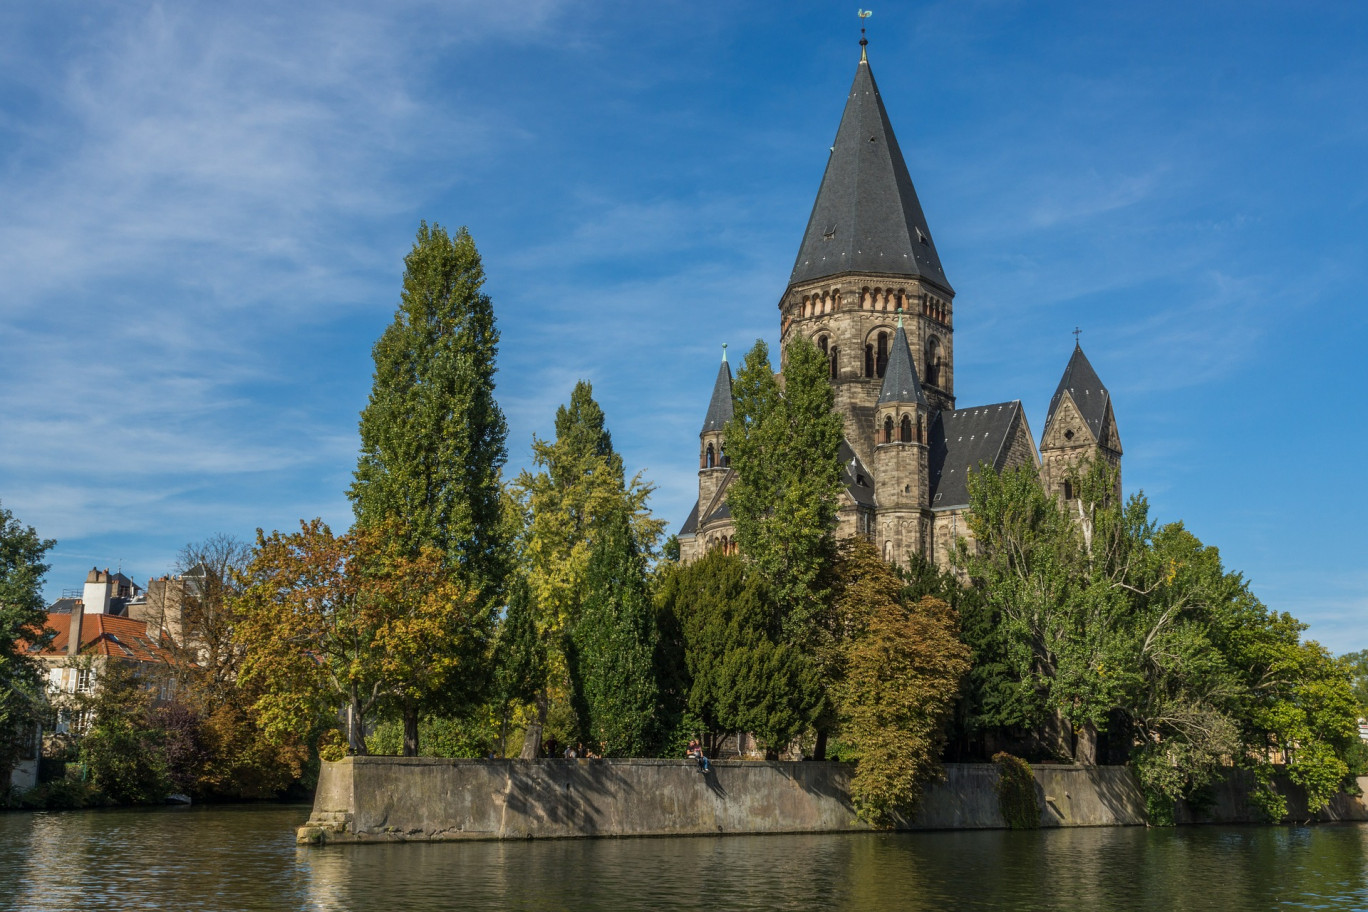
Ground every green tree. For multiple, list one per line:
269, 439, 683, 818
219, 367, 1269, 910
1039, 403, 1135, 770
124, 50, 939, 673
0, 502, 54, 780
568, 509, 659, 756
492, 576, 547, 756
234, 520, 490, 757
832, 540, 970, 826
655, 550, 821, 757
351, 221, 509, 604
77, 660, 171, 805
723, 338, 844, 642
515, 381, 664, 755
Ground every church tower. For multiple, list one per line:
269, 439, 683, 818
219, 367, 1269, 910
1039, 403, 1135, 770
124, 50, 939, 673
872, 313, 932, 566
1039, 343, 1122, 503
777, 40, 956, 467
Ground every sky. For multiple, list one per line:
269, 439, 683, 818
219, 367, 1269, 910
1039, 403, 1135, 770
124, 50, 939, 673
1, 1, 1365, 650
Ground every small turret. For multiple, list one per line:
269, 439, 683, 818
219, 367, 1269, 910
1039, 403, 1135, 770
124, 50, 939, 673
698, 345, 734, 512
871, 313, 931, 565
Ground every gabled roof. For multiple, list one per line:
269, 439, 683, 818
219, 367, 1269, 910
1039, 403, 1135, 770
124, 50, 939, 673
37, 613, 177, 664
1044, 344, 1111, 441
701, 357, 734, 434
840, 440, 876, 507
929, 401, 1025, 510
788, 51, 952, 292
878, 322, 927, 406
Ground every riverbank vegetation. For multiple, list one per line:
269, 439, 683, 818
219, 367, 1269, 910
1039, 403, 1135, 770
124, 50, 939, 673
3, 224, 1361, 826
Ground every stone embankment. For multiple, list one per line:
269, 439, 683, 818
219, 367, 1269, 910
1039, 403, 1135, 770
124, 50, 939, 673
297, 757, 1368, 845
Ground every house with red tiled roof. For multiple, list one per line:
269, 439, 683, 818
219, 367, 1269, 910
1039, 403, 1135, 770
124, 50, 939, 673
35, 568, 180, 735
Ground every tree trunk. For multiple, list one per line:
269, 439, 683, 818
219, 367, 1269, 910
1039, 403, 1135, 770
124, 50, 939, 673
402, 699, 420, 757
813, 729, 828, 761
519, 691, 548, 760
346, 700, 368, 755
1075, 721, 1098, 766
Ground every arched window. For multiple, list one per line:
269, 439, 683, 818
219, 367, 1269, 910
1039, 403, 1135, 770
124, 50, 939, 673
883, 415, 894, 444
917, 416, 924, 443
817, 335, 829, 356
876, 332, 889, 378
883, 540, 893, 561
925, 336, 941, 387
705, 443, 715, 469
864, 344, 874, 378
721, 447, 730, 468
1063, 480, 1074, 500
829, 346, 839, 379
900, 415, 913, 443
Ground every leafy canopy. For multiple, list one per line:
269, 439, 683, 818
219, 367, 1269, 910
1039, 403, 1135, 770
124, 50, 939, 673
351, 221, 509, 602
723, 337, 844, 642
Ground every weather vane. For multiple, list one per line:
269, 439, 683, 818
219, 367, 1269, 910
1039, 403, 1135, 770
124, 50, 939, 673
858, 9, 873, 54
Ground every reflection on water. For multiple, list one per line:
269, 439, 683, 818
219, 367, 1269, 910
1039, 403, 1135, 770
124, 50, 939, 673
3, 804, 1368, 911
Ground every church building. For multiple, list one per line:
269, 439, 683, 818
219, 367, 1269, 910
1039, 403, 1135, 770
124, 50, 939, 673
678, 41, 1122, 570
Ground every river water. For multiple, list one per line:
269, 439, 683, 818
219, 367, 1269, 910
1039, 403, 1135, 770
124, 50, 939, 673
3, 804, 1368, 910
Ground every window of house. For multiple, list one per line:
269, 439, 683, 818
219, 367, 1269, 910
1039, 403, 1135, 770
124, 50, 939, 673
829, 346, 839, 379
900, 415, 913, 443
883, 415, 894, 444
864, 344, 874, 378
876, 332, 888, 378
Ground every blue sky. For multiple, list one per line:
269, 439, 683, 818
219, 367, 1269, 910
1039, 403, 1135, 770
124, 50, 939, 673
2, 1, 1365, 650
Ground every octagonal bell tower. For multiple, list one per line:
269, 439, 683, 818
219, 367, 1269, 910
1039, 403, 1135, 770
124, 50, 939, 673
777, 40, 956, 467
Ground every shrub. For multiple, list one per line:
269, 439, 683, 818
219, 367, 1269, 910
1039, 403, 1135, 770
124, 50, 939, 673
993, 751, 1039, 829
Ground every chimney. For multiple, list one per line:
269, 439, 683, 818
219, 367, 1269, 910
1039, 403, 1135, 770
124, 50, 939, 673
83, 567, 112, 615
68, 598, 84, 657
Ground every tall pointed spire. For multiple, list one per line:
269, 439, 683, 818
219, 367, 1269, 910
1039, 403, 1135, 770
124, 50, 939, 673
789, 48, 952, 292
878, 316, 927, 406
701, 349, 734, 434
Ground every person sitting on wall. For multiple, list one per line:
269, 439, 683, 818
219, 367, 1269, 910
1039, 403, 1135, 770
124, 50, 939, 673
564, 744, 577, 759
687, 738, 710, 774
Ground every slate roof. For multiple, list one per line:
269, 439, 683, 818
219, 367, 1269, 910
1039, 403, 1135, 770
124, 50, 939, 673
789, 52, 952, 292
47, 597, 80, 615
679, 499, 700, 536
929, 401, 1024, 510
701, 357, 734, 434
1044, 344, 1110, 440
840, 440, 876, 507
36, 612, 177, 664
878, 322, 928, 406
704, 500, 732, 524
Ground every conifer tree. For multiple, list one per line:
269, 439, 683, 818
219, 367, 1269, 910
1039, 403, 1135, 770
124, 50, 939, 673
492, 576, 547, 756
351, 222, 508, 602
724, 338, 845, 642
568, 509, 659, 757
656, 550, 821, 756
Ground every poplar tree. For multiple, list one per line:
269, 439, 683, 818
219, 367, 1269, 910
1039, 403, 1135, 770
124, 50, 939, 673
351, 221, 509, 602
515, 381, 664, 756
568, 509, 659, 756
723, 338, 845, 642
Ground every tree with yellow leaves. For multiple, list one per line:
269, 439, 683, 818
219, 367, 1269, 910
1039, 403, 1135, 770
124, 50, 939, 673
234, 519, 491, 756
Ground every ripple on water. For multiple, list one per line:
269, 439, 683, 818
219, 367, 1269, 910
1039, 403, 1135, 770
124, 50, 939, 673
4, 808, 1368, 911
